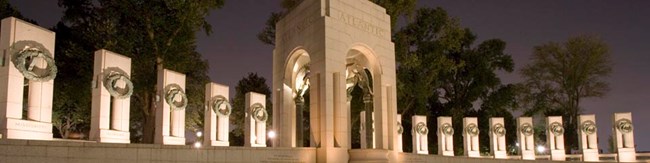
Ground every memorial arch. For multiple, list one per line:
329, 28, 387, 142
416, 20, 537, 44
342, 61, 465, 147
272, 0, 398, 162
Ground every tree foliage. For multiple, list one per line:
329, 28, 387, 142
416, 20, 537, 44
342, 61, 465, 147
229, 73, 273, 146
520, 35, 612, 152
57, 0, 223, 142
395, 7, 518, 154
257, 0, 416, 45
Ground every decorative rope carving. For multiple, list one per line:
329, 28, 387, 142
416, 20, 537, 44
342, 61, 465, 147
549, 122, 564, 136
581, 120, 597, 135
492, 123, 506, 137
250, 103, 268, 122
616, 119, 633, 134
165, 84, 187, 111
520, 123, 534, 136
440, 123, 453, 136
12, 47, 57, 82
466, 123, 479, 137
416, 122, 429, 135
210, 95, 231, 117
103, 73, 133, 99
397, 121, 404, 134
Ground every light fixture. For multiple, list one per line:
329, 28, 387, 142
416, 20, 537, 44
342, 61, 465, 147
196, 131, 203, 137
268, 130, 277, 139
193, 142, 202, 148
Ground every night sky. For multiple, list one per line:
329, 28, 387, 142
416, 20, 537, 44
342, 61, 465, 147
8, 0, 650, 152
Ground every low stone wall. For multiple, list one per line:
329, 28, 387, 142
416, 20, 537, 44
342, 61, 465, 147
397, 152, 612, 163
0, 139, 316, 163
0, 139, 632, 163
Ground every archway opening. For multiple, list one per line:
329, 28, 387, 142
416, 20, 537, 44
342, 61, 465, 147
345, 48, 378, 149
284, 49, 311, 147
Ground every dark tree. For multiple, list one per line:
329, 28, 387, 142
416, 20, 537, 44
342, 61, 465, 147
57, 0, 223, 142
229, 73, 273, 146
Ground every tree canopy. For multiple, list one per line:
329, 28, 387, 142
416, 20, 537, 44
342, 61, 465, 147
520, 35, 612, 152
56, 0, 223, 142
229, 73, 273, 146
395, 7, 517, 154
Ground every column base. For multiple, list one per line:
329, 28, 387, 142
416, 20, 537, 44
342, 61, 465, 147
550, 149, 566, 161
521, 150, 535, 160
582, 148, 599, 162
92, 129, 130, 143
493, 151, 507, 159
617, 148, 636, 162
466, 151, 480, 158
1, 118, 52, 140
246, 143, 266, 147
440, 150, 454, 156
209, 140, 230, 146
159, 136, 185, 145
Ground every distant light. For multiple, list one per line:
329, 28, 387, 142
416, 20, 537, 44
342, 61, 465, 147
537, 145, 546, 153
196, 131, 203, 137
268, 130, 277, 139
515, 142, 520, 147
194, 142, 202, 148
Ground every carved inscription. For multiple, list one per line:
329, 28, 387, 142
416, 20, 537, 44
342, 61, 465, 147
14, 121, 49, 130
337, 12, 386, 38
280, 16, 318, 43
261, 153, 305, 163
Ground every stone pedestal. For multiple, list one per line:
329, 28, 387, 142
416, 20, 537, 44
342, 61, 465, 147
578, 114, 598, 162
1, 17, 55, 140
360, 111, 375, 149
437, 116, 454, 156
245, 92, 267, 147
89, 49, 131, 143
546, 116, 565, 161
613, 112, 636, 162
463, 117, 480, 158
489, 117, 507, 159
412, 115, 428, 154
204, 83, 230, 146
395, 114, 403, 152
154, 69, 186, 145
516, 117, 535, 160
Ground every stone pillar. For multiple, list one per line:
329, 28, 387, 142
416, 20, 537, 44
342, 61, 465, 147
395, 114, 403, 152
463, 117, 480, 158
204, 83, 230, 146
437, 116, 454, 156
154, 69, 186, 145
412, 115, 428, 154
489, 117, 507, 159
578, 114, 599, 162
0, 17, 55, 140
360, 111, 375, 149
90, 49, 131, 143
613, 112, 636, 162
546, 116, 565, 161
517, 117, 535, 160
245, 92, 267, 147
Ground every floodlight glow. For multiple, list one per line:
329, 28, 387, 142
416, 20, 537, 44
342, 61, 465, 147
193, 142, 202, 148
537, 145, 546, 153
